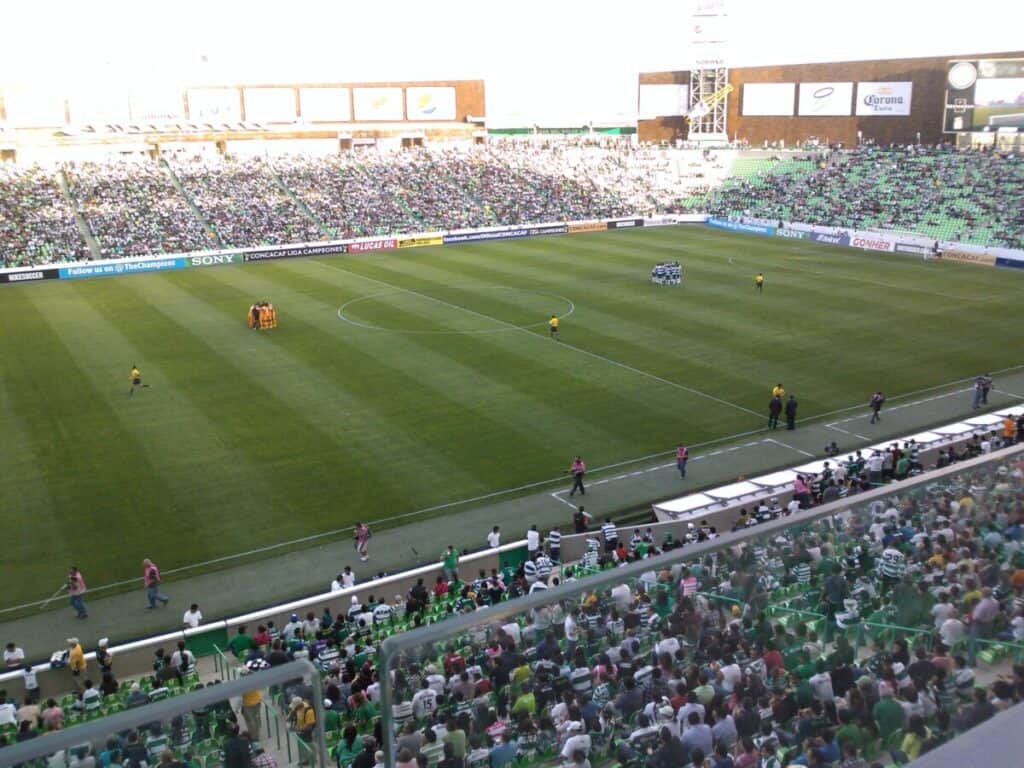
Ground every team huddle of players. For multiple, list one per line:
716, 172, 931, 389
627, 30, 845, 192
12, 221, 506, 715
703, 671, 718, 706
650, 261, 683, 285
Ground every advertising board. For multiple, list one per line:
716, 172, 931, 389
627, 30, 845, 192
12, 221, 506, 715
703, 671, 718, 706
607, 219, 645, 230
940, 249, 997, 266
742, 83, 795, 116
405, 87, 457, 121
349, 239, 397, 253
397, 236, 443, 249
848, 235, 895, 252
0, 268, 59, 284
798, 82, 854, 116
243, 243, 348, 262
59, 257, 187, 279
568, 221, 607, 233
706, 217, 775, 236
855, 82, 913, 116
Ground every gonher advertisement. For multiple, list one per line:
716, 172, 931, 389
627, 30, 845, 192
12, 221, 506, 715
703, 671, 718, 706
353, 88, 404, 121
742, 83, 795, 116
856, 82, 913, 116
798, 83, 853, 116
405, 87, 457, 121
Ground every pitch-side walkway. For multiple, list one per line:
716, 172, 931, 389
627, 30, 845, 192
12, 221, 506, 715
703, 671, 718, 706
3, 372, 1023, 661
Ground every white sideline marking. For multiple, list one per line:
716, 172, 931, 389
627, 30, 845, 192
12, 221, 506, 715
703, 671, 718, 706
320, 260, 763, 419
763, 437, 814, 457
826, 424, 870, 441
994, 388, 1024, 400
827, 388, 972, 427
548, 436, 788, 505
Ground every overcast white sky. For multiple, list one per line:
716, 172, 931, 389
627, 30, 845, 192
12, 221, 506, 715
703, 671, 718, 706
3, 0, 1022, 122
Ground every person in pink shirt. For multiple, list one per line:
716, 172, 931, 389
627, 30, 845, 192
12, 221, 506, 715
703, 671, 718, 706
568, 456, 586, 497
67, 566, 88, 619
676, 444, 689, 479
143, 558, 170, 610
793, 475, 812, 509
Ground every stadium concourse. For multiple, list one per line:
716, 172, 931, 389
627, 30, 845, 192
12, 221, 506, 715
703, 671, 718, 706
3, 368, 1024, 663
3, 142, 1023, 268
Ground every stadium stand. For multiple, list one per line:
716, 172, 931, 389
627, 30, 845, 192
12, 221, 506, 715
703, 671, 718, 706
707, 145, 1024, 248
3, 143, 1021, 267
64, 161, 215, 258
8, 442, 1023, 768
0, 165, 92, 266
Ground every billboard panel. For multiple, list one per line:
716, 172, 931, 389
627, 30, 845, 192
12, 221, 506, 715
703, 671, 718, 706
638, 84, 689, 119
129, 89, 185, 122
299, 88, 351, 121
855, 82, 913, 116
797, 82, 853, 116
67, 89, 131, 125
187, 88, 241, 122
742, 83, 795, 116
944, 58, 1024, 133
3, 87, 67, 127
243, 88, 297, 123
405, 87, 457, 120
353, 87, 404, 121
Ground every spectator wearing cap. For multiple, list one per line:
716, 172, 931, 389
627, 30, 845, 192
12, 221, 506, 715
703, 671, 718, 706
67, 638, 86, 693
125, 682, 149, 708
560, 721, 590, 761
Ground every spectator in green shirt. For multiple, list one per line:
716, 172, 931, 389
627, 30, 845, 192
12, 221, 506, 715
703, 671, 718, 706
834, 709, 866, 754
872, 688, 904, 741
441, 546, 460, 581
227, 626, 254, 659
442, 718, 466, 759
512, 683, 537, 716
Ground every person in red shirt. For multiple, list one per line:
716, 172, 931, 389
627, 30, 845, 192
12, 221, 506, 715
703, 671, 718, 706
568, 456, 586, 497
676, 444, 689, 479
760, 641, 784, 675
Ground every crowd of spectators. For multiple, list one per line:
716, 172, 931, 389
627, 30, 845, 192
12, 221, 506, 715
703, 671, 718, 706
4, 142, 1021, 267
65, 161, 215, 258
170, 158, 325, 248
707, 144, 1024, 248
2, 440, 1024, 768
0, 165, 91, 267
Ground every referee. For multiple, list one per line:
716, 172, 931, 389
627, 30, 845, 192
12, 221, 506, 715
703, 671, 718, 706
128, 364, 147, 397
549, 314, 560, 340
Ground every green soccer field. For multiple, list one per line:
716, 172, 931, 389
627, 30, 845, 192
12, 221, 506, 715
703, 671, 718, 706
2, 225, 1022, 610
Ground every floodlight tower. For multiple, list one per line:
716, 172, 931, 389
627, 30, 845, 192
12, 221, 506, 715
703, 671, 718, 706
688, 0, 730, 144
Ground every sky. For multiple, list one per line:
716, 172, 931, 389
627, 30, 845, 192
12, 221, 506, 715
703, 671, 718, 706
2, 0, 1022, 123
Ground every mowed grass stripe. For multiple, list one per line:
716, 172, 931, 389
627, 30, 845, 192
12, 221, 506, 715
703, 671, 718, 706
74, 278, 322, 549
255, 258, 680, 469
189, 263, 562, 489
0, 303, 75, 587
127, 271, 456, 509
376, 240, 801, 413
36, 282, 281, 565
302, 255, 760, 430
12, 289, 181, 596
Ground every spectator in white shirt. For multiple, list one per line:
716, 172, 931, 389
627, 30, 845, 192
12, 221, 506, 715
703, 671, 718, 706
182, 604, 203, 629
487, 526, 501, 549
3, 643, 25, 669
526, 525, 541, 555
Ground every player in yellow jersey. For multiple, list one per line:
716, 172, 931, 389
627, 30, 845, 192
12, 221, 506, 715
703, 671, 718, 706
128, 364, 148, 397
755, 273, 765, 292
549, 314, 560, 340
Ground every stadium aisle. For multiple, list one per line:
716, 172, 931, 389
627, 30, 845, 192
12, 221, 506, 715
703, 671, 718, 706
3, 372, 1024, 661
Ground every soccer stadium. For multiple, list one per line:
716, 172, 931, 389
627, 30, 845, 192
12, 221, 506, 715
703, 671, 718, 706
2, 2, 1024, 767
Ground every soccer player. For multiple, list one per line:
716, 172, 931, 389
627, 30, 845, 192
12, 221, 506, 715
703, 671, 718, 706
128, 364, 146, 397
755, 273, 764, 292
549, 314, 560, 340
